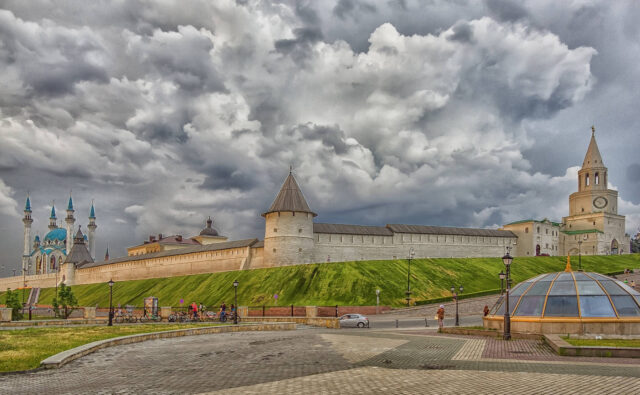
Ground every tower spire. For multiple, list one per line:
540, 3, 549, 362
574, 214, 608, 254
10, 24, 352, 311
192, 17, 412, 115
49, 201, 58, 231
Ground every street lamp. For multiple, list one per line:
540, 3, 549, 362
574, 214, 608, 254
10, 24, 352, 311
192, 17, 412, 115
108, 279, 114, 326
499, 271, 506, 295
578, 240, 583, 271
233, 280, 239, 325
406, 248, 415, 307
451, 285, 463, 326
502, 252, 513, 340
376, 289, 380, 314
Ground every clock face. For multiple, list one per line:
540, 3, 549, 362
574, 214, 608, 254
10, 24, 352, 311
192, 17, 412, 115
593, 196, 608, 209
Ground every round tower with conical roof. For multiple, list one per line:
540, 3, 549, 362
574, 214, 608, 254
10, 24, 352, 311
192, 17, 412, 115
87, 201, 97, 259
262, 171, 316, 266
65, 194, 75, 253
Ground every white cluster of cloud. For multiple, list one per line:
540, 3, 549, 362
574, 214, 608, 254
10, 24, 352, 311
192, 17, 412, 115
0, 0, 639, 272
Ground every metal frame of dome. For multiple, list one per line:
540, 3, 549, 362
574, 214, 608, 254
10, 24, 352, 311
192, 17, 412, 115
484, 271, 640, 335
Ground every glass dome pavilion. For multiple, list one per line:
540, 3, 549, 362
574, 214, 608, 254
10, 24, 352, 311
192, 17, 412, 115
484, 267, 640, 335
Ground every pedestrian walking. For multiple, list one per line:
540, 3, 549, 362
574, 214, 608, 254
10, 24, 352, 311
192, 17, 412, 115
437, 305, 445, 328
483, 305, 490, 316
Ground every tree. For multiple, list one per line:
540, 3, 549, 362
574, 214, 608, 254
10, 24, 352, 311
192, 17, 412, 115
52, 283, 78, 319
4, 289, 23, 320
631, 233, 640, 254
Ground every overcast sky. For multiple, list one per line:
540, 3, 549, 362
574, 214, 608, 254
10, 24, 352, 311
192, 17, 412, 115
1, 0, 639, 275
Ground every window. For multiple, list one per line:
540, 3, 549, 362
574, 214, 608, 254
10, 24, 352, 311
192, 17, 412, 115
273, 228, 277, 233
585, 173, 590, 186
272, 248, 276, 253
537, 227, 540, 233
298, 248, 302, 252
298, 228, 303, 233
546, 229, 548, 234
581, 208, 584, 212
595, 172, 599, 185
525, 227, 529, 233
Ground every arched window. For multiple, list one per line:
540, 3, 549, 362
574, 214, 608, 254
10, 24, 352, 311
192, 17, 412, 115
50, 256, 56, 270
537, 226, 540, 233
585, 173, 590, 186
595, 172, 599, 185
525, 227, 529, 233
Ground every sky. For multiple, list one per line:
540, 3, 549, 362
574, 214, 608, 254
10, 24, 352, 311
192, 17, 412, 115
1, 0, 639, 275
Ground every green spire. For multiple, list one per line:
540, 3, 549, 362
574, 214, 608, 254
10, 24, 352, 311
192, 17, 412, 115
25, 196, 31, 212
67, 195, 74, 211
89, 202, 95, 218
50, 204, 56, 219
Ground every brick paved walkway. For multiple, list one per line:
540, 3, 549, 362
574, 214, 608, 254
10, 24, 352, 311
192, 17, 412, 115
1, 327, 639, 394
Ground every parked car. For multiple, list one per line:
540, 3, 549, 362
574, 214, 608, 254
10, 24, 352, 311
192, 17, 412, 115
339, 314, 369, 328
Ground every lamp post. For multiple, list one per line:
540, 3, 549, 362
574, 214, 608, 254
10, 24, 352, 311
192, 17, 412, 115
233, 280, 239, 325
502, 252, 513, 340
499, 271, 506, 295
376, 289, 380, 314
451, 285, 463, 326
406, 248, 415, 307
108, 279, 114, 326
578, 240, 583, 271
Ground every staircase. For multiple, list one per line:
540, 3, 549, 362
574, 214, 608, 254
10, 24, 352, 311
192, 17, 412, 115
27, 287, 40, 305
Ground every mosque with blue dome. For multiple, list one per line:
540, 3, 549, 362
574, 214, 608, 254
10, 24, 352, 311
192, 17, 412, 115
22, 195, 97, 275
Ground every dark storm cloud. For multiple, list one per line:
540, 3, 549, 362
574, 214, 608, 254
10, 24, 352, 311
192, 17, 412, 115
333, 0, 377, 20
201, 165, 260, 191
627, 164, 640, 183
447, 20, 474, 43
1, 0, 640, 275
484, 0, 529, 22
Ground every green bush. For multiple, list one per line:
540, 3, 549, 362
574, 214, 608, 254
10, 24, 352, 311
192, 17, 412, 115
4, 289, 23, 320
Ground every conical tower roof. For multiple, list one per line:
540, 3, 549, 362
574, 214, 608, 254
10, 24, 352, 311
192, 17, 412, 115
262, 172, 316, 217
582, 127, 604, 169
65, 226, 94, 266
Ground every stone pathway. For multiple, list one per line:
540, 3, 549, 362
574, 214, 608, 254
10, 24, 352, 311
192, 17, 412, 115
1, 327, 640, 394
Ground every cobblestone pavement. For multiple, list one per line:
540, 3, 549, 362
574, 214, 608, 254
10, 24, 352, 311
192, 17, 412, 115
1, 327, 640, 394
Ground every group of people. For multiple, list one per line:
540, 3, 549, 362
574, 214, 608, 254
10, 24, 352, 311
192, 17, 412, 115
186, 301, 237, 320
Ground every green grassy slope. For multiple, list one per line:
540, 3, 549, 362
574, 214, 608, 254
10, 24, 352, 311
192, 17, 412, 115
9, 254, 640, 308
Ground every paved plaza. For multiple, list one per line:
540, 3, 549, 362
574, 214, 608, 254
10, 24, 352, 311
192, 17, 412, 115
2, 325, 640, 394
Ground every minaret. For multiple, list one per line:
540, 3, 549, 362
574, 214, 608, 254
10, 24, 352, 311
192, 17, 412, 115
22, 195, 33, 274
104, 245, 110, 261
87, 201, 97, 259
65, 194, 75, 253
48, 202, 58, 231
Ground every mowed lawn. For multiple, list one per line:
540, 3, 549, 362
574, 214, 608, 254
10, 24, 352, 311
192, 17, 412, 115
563, 337, 640, 348
0, 324, 220, 372
19, 254, 638, 308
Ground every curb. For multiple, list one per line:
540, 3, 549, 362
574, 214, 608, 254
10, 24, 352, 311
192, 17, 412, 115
40, 322, 296, 370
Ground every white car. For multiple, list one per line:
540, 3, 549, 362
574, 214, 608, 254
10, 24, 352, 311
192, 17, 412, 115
339, 314, 369, 328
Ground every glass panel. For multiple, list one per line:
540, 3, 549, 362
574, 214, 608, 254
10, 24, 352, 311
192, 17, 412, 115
544, 296, 579, 316
495, 295, 519, 314
538, 273, 558, 281
490, 296, 504, 315
615, 281, 640, 296
514, 295, 545, 316
590, 273, 611, 281
576, 281, 605, 296
599, 281, 628, 295
572, 272, 590, 281
524, 281, 552, 296
549, 280, 576, 296
555, 273, 574, 281
610, 296, 640, 316
510, 283, 529, 297
579, 295, 616, 317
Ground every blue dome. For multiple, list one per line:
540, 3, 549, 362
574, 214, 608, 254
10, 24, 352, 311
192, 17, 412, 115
44, 228, 67, 243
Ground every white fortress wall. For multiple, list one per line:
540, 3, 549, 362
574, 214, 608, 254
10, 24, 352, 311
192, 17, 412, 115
311, 231, 516, 262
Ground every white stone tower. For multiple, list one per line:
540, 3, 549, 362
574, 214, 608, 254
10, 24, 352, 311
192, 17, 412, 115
48, 202, 57, 231
65, 194, 75, 253
22, 196, 33, 274
262, 170, 316, 266
87, 201, 97, 259
562, 126, 629, 254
